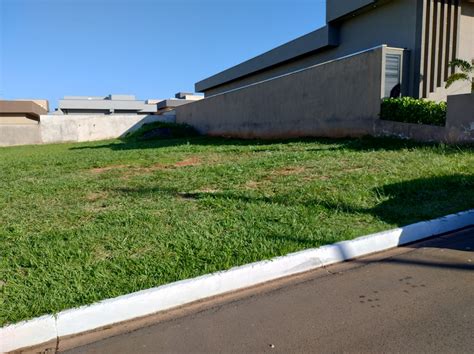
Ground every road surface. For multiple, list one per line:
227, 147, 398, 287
65, 227, 474, 353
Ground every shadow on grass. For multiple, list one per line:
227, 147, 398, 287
113, 174, 474, 271
114, 174, 474, 229
69, 135, 474, 153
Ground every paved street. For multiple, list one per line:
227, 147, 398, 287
66, 227, 474, 353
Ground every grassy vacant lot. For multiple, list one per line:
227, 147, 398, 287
0, 135, 473, 326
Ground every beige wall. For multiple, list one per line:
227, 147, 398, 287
424, 0, 474, 101
0, 115, 39, 125
14, 99, 50, 112
459, 1, 474, 63
0, 125, 42, 146
177, 47, 384, 139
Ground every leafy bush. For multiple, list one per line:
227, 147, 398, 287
125, 121, 200, 141
380, 97, 447, 126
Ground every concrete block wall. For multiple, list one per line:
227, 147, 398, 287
176, 46, 384, 139
39, 114, 173, 144
0, 125, 42, 147
446, 92, 474, 140
0, 114, 175, 147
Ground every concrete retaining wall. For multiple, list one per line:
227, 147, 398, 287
0, 114, 175, 147
177, 41, 472, 144
0, 124, 42, 146
176, 46, 384, 139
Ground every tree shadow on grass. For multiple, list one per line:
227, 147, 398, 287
114, 175, 473, 271
115, 174, 474, 229
69, 135, 474, 154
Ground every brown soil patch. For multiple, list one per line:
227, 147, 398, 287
244, 180, 263, 190
174, 157, 201, 167
341, 167, 365, 173
138, 163, 167, 172
120, 163, 167, 179
93, 246, 112, 262
273, 166, 307, 176
86, 191, 108, 202
90, 165, 129, 174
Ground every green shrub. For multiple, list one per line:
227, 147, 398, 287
125, 121, 200, 141
380, 97, 447, 126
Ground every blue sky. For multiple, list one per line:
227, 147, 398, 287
0, 0, 326, 109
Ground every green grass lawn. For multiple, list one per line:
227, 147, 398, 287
0, 136, 473, 326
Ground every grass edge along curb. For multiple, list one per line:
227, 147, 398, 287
2, 209, 473, 353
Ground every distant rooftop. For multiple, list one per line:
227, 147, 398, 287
57, 94, 157, 115
63, 94, 137, 101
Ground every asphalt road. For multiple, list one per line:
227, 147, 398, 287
65, 227, 474, 353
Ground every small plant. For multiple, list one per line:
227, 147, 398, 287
446, 59, 474, 92
380, 97, 447, 126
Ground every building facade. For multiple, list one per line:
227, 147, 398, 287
196, 0, 474, 101
156, 92, 204, 114
56, 94, 158, 115
0, 100, 49, 125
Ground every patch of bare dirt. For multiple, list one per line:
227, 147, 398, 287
93, 246, 112, 262
244, 180, 264, 190
272, 166, 307, 176
174, 157, 201, 167
85, 191, 108, 202
90, 165, 129, 174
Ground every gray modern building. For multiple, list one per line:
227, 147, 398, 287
156, 92, 204, 114
196, 0, 474, 101
56, 94, 158, 115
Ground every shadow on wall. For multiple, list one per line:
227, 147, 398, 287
113, 174, 474, 230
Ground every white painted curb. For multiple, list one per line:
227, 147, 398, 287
1, 210, 473, 352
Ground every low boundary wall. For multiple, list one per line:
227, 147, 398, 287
176, 46, 384, 139
176, 43, 472, 144
375, 93, 474, 144
0, 114, 175, 147
0, 124, 42, 146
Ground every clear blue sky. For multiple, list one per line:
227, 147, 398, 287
0, 0, 326, 109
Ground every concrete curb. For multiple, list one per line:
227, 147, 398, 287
2, 210, 473, 352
